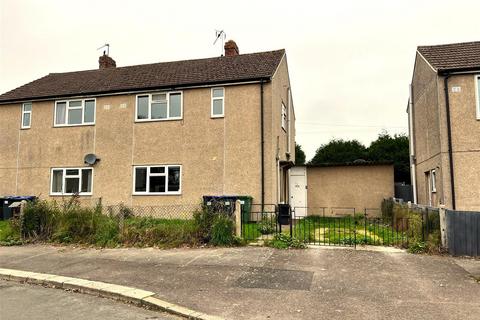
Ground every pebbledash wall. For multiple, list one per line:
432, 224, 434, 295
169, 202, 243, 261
303, 164, 394, 215
411, 52, 480, 211
0, 58, 294, 206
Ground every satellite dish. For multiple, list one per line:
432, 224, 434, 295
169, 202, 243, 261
84, 153, 100, 165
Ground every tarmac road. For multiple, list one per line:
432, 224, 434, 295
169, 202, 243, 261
0, 279, 181, 320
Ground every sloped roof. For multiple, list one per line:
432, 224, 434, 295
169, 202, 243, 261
0, 49, 285, 104
417, 41, 480, 72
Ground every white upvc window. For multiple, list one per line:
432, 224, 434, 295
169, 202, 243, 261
135, 92, 183, 121
133, 165, 181, 195
281, 102, 287, 131
21, 102, 32, 129
54, 98, 96, 126
475, 75, 480, 119
211, 87, 224, 118
50, 167, 93, 195
430, 169, 437, 193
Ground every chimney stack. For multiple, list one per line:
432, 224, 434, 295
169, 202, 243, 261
99, 53, 116, 69
224, 40, 239, 57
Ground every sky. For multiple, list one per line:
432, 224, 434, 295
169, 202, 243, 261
1, 0, 480, 160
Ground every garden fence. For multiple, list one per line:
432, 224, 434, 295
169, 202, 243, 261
446, 209, 480, 256
241, 203, 440, 249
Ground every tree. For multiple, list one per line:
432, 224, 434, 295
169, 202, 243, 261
309, 139, 367, 165
367, 132, 410, 183
295, 143, 306, 165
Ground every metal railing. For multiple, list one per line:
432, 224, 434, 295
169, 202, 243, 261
240, 204, 438, 249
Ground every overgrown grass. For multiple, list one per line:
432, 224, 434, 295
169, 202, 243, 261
243, 216, 409, 246
3, 198, 241, 248
0, 220, 21, 245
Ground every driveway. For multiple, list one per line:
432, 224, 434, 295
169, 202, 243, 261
0, 245, 478, 320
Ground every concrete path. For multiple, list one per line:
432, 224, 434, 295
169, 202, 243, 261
0, 245, 479, 320
0, 279, 180, 320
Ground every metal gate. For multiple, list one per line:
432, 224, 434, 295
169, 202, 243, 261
241, 204, 415, 248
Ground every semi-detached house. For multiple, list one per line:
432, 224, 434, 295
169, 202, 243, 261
0, 41, 296, 207
409, 41, 480, 210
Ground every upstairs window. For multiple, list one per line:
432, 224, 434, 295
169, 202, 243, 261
133, 165, 181, 195
136, 92, 182, 121
55, 99, 95, 126
211, 88, 224, 117
51, 167, 93, 195
281, 103, 287, 131
21, 102, 32, 129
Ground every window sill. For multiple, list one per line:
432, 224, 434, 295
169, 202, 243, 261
211, 115, 224, 119
20, 127, 31, 130
135, 118, 183, 123
132, 192, 182, 196
53, 123, 95, 128
50, 193, 93, 196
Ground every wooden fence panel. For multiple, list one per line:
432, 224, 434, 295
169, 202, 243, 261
446, 210, 480, 256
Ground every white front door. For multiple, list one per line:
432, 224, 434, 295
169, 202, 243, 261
289, 166, 307, 217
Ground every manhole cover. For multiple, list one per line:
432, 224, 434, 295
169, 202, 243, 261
235, 267, 313, 290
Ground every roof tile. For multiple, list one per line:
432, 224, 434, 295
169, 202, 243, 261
417, 41, 480, 71
0, 50, 285, 103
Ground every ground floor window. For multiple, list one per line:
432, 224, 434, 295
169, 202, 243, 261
133, 165, 181, 195
50, 168, 93, 195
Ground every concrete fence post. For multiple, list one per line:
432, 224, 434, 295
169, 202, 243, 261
19, 200, 26, 240
439, 205, 447, 248
235, 200, 242, 237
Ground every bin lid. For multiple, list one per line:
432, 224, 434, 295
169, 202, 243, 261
4, 196, 36, 201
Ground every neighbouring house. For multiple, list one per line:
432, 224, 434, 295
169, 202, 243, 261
0, 40, 295, 207
409, 41, 480, 210
289, 162, 394, 217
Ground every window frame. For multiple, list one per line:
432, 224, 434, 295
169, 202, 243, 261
50, 167, 94, 196
211, 87, 225, 118
135, 91, 183, 122
132, 165, 182, 195
54, 98, 96, 127
430, 169, 437, 193
281, 102, 287, 131
21, 102, 32, 129
475, 75, 480, 120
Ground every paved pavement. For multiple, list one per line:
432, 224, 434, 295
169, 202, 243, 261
0, 279, 180, 320
0, 245, 479, 320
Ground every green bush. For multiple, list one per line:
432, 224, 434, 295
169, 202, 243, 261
408, 241, 427, 254
193, 206, 217, 242
22, 200, 59, 239
266, 233, 306, 249
210, 215, 235, 246
381, 198, 394, 220
257, 214, 276, 235
0, 220, 21, 245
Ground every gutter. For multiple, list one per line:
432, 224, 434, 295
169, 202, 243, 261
442, 74, 456, 210
0, 77, 271, 105
260, 80, 265, 211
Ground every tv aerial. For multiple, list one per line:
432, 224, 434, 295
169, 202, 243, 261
213, 30, 226, 56
97, 43, 110, 55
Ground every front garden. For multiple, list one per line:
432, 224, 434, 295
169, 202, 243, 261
0, 197, 241, 248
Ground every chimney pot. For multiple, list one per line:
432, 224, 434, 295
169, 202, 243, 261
224, 40, 239, 57
99, 53, 116, 69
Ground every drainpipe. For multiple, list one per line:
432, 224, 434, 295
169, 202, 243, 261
260, 80, 265, 211
408, 84, 417, 203
443, 74, 456, 210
